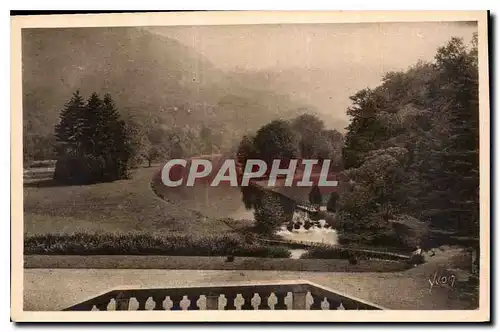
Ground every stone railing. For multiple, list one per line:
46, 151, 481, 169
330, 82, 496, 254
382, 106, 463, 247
64, 280, 386, 311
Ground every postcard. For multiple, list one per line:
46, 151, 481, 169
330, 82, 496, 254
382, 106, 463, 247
11, 10, 490, 322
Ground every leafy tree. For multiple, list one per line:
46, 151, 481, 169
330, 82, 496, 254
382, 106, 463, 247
321, 129, 344, 165
253, 120, 298, 168
124, 119, 150, 168
342, 89, 393, 169
236, 135, 256, 165
340, 35, 479, 239
142, 127, 169, 167
417, 37, 479, 235
199, 125, 221, 155
254, 192, 286, 235
241, 186, 260, 210
292, 113, 325, 135
337, 147, 408, 244
165, 130, 185, 159
143, 146, 163, 167
24, 134, 57, 163
292, 114, 326, 158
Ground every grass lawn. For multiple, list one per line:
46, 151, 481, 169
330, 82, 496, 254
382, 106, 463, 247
23, 165, 236, 236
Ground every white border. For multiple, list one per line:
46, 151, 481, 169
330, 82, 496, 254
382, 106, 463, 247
9, 9, 491, 323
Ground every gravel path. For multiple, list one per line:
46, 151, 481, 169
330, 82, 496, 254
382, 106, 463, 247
24, 262, 475, 311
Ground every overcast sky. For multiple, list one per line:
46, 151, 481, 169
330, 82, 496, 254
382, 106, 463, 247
149, 22, 476, 71
148, 22, 477, 124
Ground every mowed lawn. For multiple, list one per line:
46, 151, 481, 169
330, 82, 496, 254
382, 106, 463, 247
23, 165, 234, 236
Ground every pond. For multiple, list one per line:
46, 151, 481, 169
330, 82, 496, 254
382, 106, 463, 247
154, 169, 340, 247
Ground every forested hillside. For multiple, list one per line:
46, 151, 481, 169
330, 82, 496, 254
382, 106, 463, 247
22, 27, 322, 162
339, 35, 479, 241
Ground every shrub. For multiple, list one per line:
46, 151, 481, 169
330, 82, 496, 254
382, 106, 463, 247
327, 192, 339, 212
348, 256, 358, 265
300, 244, 409, 261
235, 245, 291, 258
309, 212, 321, 221
243, 232, 257, 244
370, 230, 407, 248
303, 220, 312, 230
254, 192, 286, 235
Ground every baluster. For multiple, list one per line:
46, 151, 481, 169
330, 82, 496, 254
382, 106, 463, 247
274, 292, 287, 310
95, 301, 109, 311
187, 296, 199, 310
292, 291, 307, 310
225, 293, 237, 310
206, 293, 219, 310
258, 291, 271, 310
241, 292, 254, 310
310, 295, 324, 310
323, 298, 332, 310
170, 295, 184, 310
136, 296, 148, 311
115, 293, 130, 311
152, 295, 165, 310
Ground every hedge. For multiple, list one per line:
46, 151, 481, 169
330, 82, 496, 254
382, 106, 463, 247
299, 244, 410, 262
24, 232, 291, 258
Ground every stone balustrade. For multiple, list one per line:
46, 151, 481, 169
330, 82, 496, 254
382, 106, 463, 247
64, 280, 385, 311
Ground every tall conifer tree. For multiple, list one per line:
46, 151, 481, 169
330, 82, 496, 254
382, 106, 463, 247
54, 91, 132, 184
54, 90, 85, 156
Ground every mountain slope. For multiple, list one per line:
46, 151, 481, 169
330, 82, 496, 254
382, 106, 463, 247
22, 27, 312, 155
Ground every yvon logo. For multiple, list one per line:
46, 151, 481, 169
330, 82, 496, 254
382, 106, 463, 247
428, 270, 457, 294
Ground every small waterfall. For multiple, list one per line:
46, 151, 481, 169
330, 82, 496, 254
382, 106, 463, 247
276, 210, 339, 245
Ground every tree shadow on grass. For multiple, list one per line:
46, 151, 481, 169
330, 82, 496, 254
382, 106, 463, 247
24, 179, 74, 188
23, 179, 103, 188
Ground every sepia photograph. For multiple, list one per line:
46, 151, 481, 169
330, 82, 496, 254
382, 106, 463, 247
10, 11, 490, 322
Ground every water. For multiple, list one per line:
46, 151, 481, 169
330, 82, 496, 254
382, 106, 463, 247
276, 211, 339, 245
276, 224, 339, 245
232, 208, 339, 246
289, 249, 308, 259
154, 170, 339, 246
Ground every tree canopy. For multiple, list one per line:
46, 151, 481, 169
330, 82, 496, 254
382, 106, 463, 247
53, 91, 132, 184
338, 35, 479, 242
